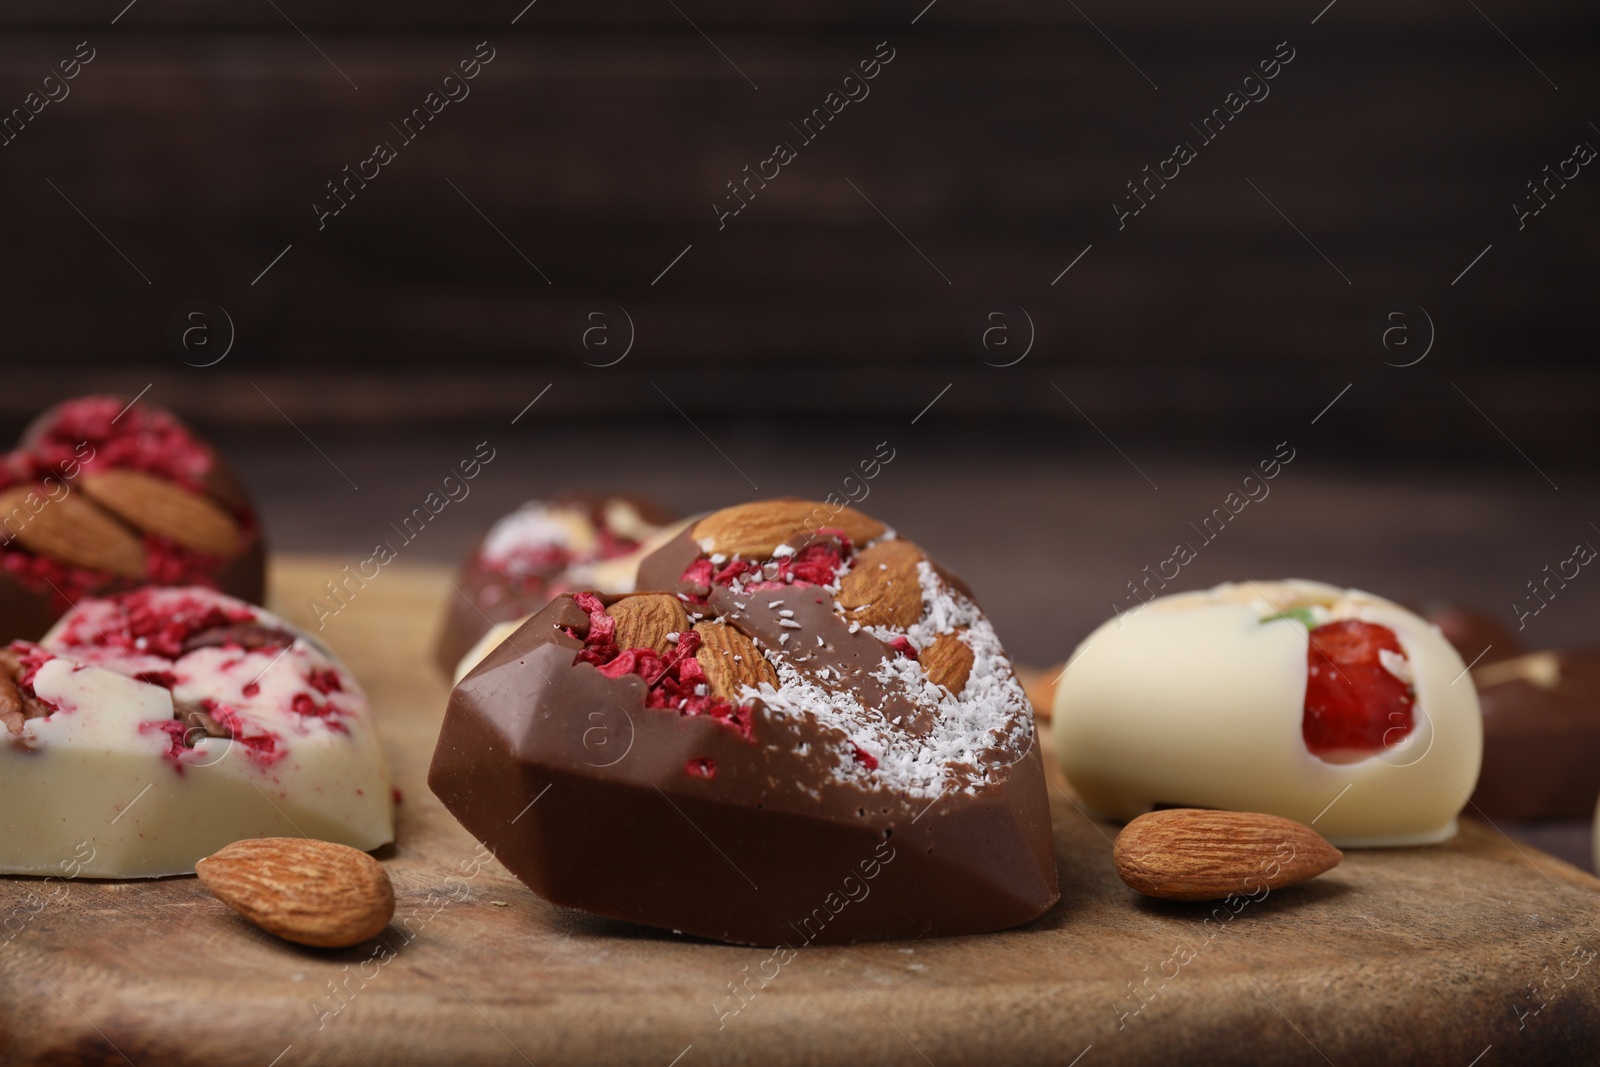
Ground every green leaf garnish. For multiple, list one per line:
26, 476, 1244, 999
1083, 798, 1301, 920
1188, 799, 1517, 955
1261, 607, 1318, 629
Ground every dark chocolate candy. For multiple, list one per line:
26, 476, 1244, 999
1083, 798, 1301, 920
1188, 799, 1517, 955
433, 494, 675, 675
1416, 601, 1524, 665
430, 499, 1058, 944
1470, 649, 1600, 820
0, 395, 265, 644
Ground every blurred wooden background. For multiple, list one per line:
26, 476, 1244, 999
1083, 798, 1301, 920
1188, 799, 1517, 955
0, 0, 1596, 455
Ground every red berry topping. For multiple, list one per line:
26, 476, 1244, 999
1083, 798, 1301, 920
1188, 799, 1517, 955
1302, 620, 1415, 756
568, 595, 754, 740
887, 636, 918, 661
679, 540, 849, 597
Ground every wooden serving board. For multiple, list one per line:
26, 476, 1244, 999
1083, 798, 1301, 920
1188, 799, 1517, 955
3, 558, 1598, 1065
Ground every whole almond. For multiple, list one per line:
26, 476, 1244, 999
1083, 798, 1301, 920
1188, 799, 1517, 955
1113, 809, 1342, 902
692, 499, 885, 559
608, 594, 689, 657
921, 630, 975, 694
195, 837, 394, 948
0, 648, 53, 731
0, 672, 24, 736
82, 469, 240, 556
837, 539, 924, 629
0, 486, 145, 577
694, 620, 777, 700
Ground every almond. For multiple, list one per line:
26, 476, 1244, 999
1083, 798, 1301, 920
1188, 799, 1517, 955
81, 469, 240, 556
0, 648, 53, 733
694, 620, 777, 700
1112, 809, 1342, 902
608, 594, 689, 657
0, 672, 24, 736
692, 499, 886, 558
195, 837, 394, 948
836, 539, 924, 629
921, 630, 974, 694
0, 486, 145, 578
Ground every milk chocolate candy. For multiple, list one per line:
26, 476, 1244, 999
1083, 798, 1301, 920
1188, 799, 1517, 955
433, 495, 678, 674
1417, 601, 1524, 666
1471, 649, 1600, 820
429, 499, 1058, 944
0, 395, 265, 643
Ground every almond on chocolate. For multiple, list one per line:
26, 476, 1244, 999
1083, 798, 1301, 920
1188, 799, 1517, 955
433, 495, 682, 675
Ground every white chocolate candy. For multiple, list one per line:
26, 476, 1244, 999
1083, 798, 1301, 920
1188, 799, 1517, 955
1053, 579, 1483, 847
0, 587, 394, 877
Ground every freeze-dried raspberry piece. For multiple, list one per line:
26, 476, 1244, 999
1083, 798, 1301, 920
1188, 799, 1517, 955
570, 612, 750, 736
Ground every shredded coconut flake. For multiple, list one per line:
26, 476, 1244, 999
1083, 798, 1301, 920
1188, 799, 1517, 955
739, 560, 1031, 798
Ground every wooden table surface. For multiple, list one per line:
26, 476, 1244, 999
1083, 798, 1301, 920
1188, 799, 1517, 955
2, 557, 1597, 1066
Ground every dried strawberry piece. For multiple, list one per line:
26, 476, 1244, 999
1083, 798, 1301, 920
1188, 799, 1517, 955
680, 558, 715, 589
569, 612, 753, 739
5, 641, 57, 691
136, 670, 179, 690
28, 397, 217, 492
142, 719, 191, 761
569, 592, 619, 667
785, 541, 846, 585
1303, 620, 1415, 755
888, 636, 918, 661
851, 743, 879, 770
686, 539, 850, 594
69, 588, 255, 659
307, 668, 343, 695
685, 757, 716, 779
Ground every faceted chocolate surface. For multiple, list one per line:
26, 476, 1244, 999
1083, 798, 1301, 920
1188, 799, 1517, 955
429, 500, 1058, 944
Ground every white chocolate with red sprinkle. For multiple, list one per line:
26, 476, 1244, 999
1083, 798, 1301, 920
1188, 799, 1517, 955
0, 587, 393, 877
1053, 579, 1483, 847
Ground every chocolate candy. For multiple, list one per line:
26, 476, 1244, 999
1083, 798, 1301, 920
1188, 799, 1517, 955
0, 395, 264, 643
1416, 601, 1525, 665
430, 499, 1057, 944
1471, 649, 1600, 820
0, 586, 393, 877
433, 495, 678, 675
1054, 580, 1484, 848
